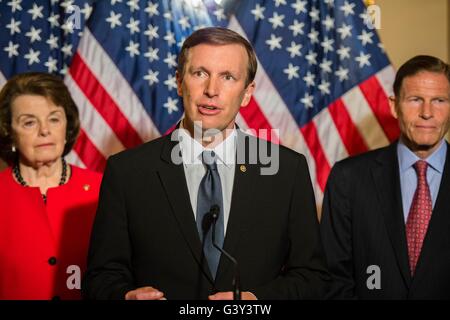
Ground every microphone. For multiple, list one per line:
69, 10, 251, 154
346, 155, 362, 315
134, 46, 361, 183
209, 205, 241, 300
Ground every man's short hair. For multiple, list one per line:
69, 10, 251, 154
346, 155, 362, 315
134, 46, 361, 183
393, 55, 450, 97
177, 27, 257, 87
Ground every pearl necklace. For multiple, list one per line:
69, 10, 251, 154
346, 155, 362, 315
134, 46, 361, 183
13, 159, 68, 203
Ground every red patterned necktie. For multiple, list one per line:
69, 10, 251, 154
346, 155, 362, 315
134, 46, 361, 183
405, 160, 432, 276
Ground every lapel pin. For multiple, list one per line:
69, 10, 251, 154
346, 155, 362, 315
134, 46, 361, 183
240, 165, 247, 173
83, 184, 90, 191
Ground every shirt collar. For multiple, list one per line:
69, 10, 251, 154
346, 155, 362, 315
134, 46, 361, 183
178, 120, 237, 168
397, 139, 447, 173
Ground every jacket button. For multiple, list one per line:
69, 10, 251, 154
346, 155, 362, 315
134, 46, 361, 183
48, 257, 57, 265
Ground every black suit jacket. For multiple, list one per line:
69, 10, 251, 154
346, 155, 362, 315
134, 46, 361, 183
321, 142, 450, 299
83, 130, 329, 300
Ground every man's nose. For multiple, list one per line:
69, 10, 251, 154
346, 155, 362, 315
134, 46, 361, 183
204, 77, 219, 98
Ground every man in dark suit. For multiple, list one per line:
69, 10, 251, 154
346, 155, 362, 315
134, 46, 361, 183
321, 55, 450, 299
83, 27, 329, 300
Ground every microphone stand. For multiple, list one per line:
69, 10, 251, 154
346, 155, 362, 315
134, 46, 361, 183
210, 207, 241, 300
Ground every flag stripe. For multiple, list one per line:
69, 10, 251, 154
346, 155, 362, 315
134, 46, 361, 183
72, 129, 106, 172
314, 107, 349, 166
65, 150, 86, 169
65, 74, 125, 157
77, 28, 160, 142
300, 122, 331, 191
239, 97, 280, 143
70, 53, 143, 149
328, 99, 369, 156
341, 85, 390, 149
359, 76, 400, 141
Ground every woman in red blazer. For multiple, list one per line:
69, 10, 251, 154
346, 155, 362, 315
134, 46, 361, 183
0, 72, 102, 300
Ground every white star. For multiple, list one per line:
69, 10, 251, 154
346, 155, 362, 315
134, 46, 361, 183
143, 69, 159, 86
6, 18, 21, 35
126, 17, 140, 34
125, 40, 140, 57
144, 47, 159, 62
358, 30, 374, 46
318, 80, 331, 95
378, 42, 385, 53
268, 12, 285, 29
164, 31, 176, 46
48, 13, 60, 28
289, 19, 304, 37
46, 34, 59, 50
81, 3, 93, 20
307, 29, 319, 44
163, 11, 172, 21
61, 43, 73, 57
213, 8, 226, 21
340, 1, 355, 17
321, 37, 334, 53
355, 51, 371, 68
274, 0, 287, 7
45, 57, 58, 73
309, 7, 320, 23
3, 41, 19, 58
283, 63, 300, 80
265, 34, 282, 51
300, 92, 314, 109
303, 71, 315, 87
25, 26, 42, 43
337, 45, 351, 60
60, 0, 74, 11
144, 24, 159, 40
319, 59, 332, 73
126, 0, 139, 12
322, 15, 334, 31
177, 37, 186, 48
337, 23, 352, 40
145, 2, 159, 17
291, 0, 307, 15
164, 52, 177, 68
111, 0, 122, 5
251, 3, 265, 20
61, 20, 75, 35
164, 74, 178, 91
50, 0, 59, 5
305, 50, 317, 65
106, 11, 122, 29
324, 0, 334, 7
28, 3, 44, 20
178, 16, 191, 31
164, 97, 179, 114
335, 66, 349, 81
24, 48, 40, 66
286, 41, 302, 58
60, 64, 69, 75
359, 10, 372, 28
7, 0, 22, 13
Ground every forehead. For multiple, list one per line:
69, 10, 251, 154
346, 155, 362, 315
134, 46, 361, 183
401, 71, 450, 95
185, 43, 248, 70
11, 94, 64, 117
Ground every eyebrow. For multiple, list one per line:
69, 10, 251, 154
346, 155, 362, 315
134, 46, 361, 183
16, 110, 64, 119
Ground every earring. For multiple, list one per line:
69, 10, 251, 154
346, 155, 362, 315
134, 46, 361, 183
12, 145, 16, 152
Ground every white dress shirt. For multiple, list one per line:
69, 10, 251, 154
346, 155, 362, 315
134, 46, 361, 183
178, 125, 237, 235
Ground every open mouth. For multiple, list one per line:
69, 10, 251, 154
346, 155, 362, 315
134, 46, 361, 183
198, 104, 221, 115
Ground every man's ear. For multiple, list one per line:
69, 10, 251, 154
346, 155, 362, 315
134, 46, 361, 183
389, 96, 398, 119
240, 81, 256, 107
176, 71, 183, 97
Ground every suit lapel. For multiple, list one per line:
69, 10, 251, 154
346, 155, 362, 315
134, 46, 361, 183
411, 143, 450, 284
157, 134, 214, 284
371, 143, 412, 287
215, 131, 258, 284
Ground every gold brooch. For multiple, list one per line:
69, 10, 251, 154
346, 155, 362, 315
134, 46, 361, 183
83, 184, 90, 191
240, 165, 246, 173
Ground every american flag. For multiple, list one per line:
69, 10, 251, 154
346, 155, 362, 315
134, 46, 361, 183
0, 0, 399, 203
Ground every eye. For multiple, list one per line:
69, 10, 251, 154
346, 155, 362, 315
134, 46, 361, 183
49, 117, 61, 123
224, 74, 234, 81
193, 70, 207, 78
23, 120, 36, 128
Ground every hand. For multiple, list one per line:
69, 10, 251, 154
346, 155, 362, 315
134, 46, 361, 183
208, 291, 257, 300
125, 286, 166, 300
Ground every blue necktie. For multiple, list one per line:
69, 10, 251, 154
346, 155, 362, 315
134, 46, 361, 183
196, 150, 224, 279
